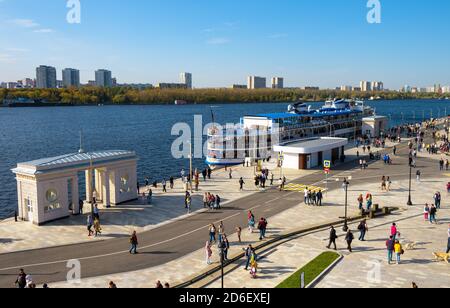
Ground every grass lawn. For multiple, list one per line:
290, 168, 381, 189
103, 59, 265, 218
276, 251, 340, 288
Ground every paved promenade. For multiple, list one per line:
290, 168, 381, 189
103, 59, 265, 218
48, 173, 449, 288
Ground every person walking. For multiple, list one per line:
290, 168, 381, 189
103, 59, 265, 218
327, 226, 338, 250
429, 204, 438, 224
229, 169, 233, 180
446, 224, 450, 254
203, 193, 209, 208
258, 218, 268, 241
94, 218, 102, 237
93, 204, 100, 221
207, 167, 212, 180
162, 179, 167, 193
386, 236, 395, 264
244, 245, 255, 270
169, 176, 174, 189
424, 204, 430, 222
248, 211, 255, 233
391, 223, 399, 241
129, 231, 138, 255
358, 220, 368, 241
15, 269, 27, 289
222, 235, 230, 261
218, 221, 225, 243
209, 224, 216, 243
357, 194, 364, 210
87, 215, 94, 237
345, 230, 354, 253
416, 170, 421, 182
316, 190, 323, 206
387, 177, 392, 192
239, 177, 245, 191
186, 193, 192, 214
434, 192, 442, 209
394, 240, 403, 265
236, 226, 242, 243
205, 241, 213, 265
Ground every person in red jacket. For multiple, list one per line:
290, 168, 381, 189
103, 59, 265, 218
258, 218, 268, 240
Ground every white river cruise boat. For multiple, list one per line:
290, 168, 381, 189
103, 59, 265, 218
206, 99, 375, 167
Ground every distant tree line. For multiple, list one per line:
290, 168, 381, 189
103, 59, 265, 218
0, 87, 444, 105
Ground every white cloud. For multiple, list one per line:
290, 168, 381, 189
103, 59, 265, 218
33, 28, 54, 33
206, 37, 231, 45
9, 19, 39, 28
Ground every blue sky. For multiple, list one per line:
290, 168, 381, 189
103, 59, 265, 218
1, 0, 450, 89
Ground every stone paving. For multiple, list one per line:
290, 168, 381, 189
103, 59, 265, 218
48, 176, 449, 288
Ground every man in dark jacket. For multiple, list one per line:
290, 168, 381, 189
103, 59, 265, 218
15, 269, 26, 289
386, 236, 395, 264
345, 230, 354, 252
327, 226, 338, 250
258, 218, 268, 240
129, 231, 138, 255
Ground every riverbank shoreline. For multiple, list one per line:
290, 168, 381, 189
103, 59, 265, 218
1, 97, 448, 108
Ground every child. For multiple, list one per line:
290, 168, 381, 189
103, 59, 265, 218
424, 204, 430, 221
250, 259, 258, 279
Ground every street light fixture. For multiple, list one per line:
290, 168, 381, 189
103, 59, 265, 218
407, 158, 413, 206
342, 178, 350, 232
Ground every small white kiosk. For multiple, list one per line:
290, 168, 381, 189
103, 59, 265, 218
274, 137, 348, 170
12, 150, 138, 225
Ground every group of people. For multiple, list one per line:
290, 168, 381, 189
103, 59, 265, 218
303, 188, 323, 206
86, 204, 102, 237
14, 269, 47, 289
381, 176, 392, 192
205, 221, 230, 264
253, 170, 272, 189
423, 192, 442, 224
357, 193, 373, 211
203, 192, 221, 210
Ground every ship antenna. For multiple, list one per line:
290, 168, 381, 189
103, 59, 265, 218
78, 130, 84, 154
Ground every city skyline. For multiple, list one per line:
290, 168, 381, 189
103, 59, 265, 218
1, 0, 450, 88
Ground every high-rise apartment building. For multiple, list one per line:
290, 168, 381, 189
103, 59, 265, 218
180, 72, 192, 89
271, 77, 284, 89
36, 65, 57, 89
95, 69, 113, 87
247, 76, 266, 89
62, 68, 80, 88
360, 81, 372, 92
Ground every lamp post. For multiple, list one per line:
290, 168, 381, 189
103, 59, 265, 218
88, 153, 95, 214
219, 240, 225, 289
342, 179, 350, 232
407, 159, 413, 206
187, 140, 193, 194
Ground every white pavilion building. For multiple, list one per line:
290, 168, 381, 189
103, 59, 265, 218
12, 150, 138, 225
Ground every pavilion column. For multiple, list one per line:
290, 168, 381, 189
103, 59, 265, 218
95, 170, 103, 202
103, 170, 111, 208
85, 169, 93, 203
72, 174, 79, 215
